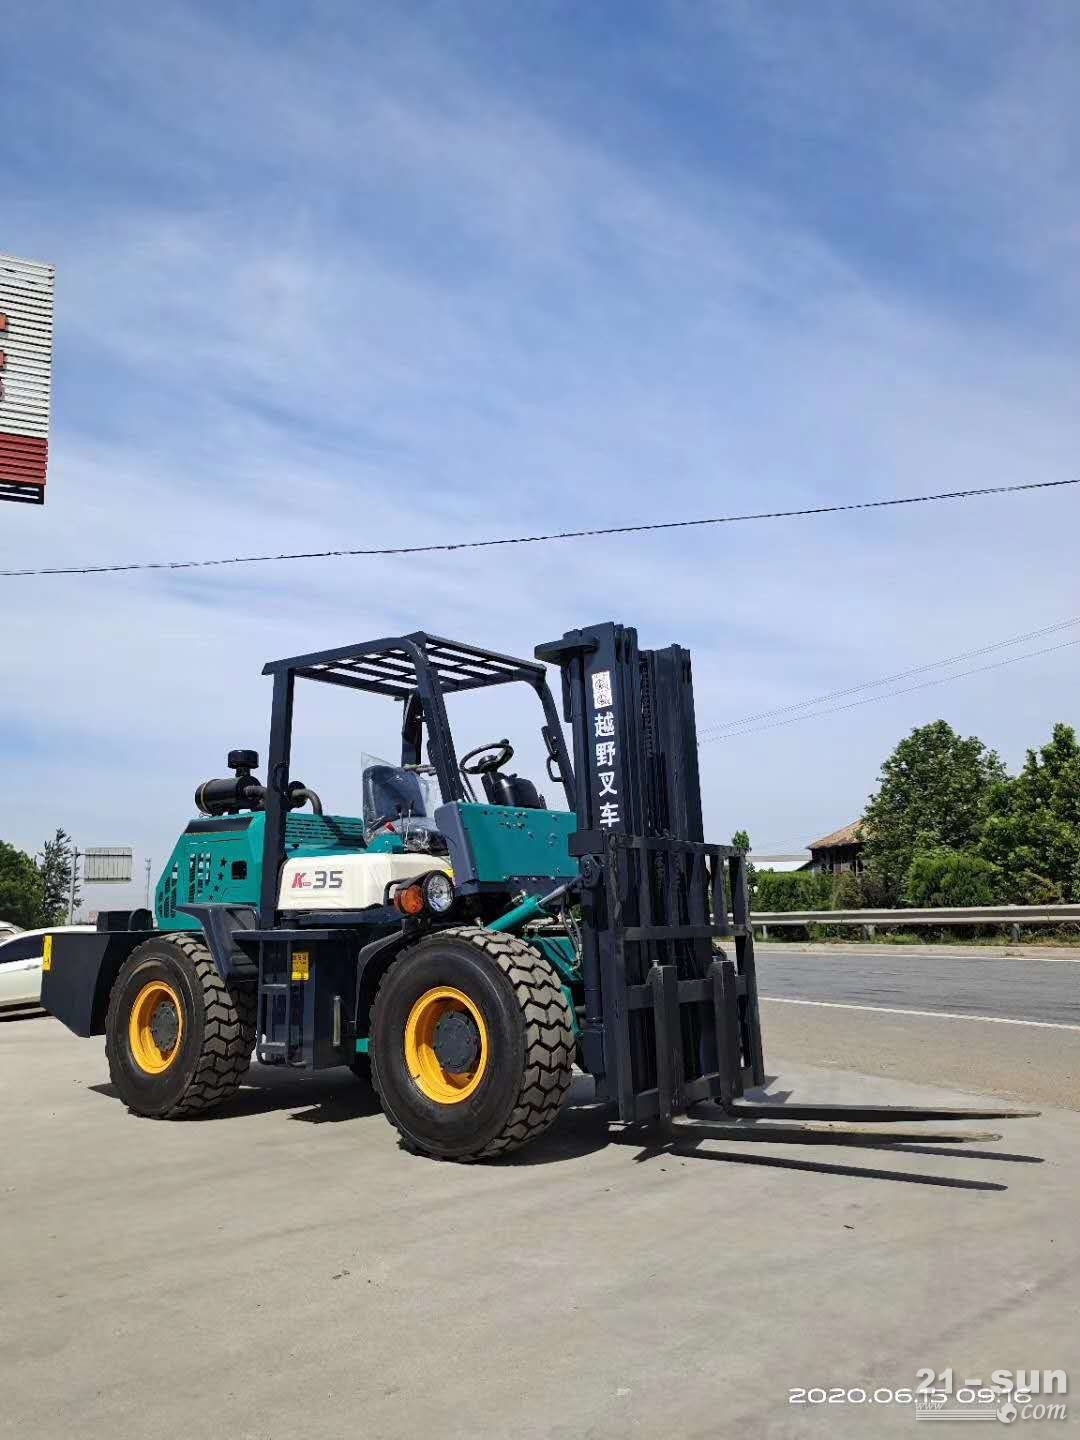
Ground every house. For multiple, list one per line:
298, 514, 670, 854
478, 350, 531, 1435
807, 822, 864, 875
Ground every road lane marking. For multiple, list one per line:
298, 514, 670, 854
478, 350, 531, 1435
759, 996, 1080, 1031
756, 947, 1080, 964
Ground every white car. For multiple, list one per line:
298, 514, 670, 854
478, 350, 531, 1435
0, 926, 95, 1010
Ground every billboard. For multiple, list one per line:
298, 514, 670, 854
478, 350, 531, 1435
84, 847, 134, 883
0, 252, 55, 505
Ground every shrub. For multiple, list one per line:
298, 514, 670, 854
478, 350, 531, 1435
752, 869, 833, 913
830, 870, 864, 910
904, 848, 1000, 908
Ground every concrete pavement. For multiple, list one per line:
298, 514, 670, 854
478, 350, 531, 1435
761, 998, 1080, 1113
1, 1014, 1075, 1439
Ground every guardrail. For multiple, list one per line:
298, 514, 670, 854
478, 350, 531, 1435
749, 904, 1080, 941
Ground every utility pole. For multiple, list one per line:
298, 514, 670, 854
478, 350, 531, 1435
144, 857, 153, 909
67, 846, 81, 925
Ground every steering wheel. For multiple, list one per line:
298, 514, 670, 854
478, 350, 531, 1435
459, 739, 514, 776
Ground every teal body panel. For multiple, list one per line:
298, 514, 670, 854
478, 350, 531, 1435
155, 812, 370, 928
450, 804, 576, 884
155, 804, 576, 928
157, 805, 582, 1049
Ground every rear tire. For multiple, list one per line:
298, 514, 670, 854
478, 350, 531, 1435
370, 926, 574, 1161
105, 933, 256, 1118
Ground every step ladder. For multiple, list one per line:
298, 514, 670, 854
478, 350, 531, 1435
255, 939, 307, 1065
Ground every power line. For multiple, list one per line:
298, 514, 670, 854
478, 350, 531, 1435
2, 475, 1077, 579
705, 635, 1080, 742
699, 612, 1080, 738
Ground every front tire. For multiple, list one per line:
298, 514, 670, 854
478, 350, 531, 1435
105, 933, 256, 1117
371, 927, 574, 1161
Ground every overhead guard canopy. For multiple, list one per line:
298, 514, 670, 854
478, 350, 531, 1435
262, 631, 549, 699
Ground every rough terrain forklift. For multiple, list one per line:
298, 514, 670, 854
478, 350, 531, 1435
42, 622, 1032, 1159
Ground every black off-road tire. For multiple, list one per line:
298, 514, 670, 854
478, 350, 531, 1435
105, 933, 256, 1118
370, 926, 574, 1161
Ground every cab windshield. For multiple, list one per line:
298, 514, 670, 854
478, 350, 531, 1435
361, 753, 441, 838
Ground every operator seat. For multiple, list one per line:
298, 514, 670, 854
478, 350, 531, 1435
363, 764, 428, 826
481, 771, 546, 809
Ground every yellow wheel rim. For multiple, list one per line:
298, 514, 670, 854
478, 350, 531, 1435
128, 980, 184, 1074
404, 986, 488, 1104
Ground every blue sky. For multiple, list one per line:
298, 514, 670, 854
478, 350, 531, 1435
2, 1, 1079, 906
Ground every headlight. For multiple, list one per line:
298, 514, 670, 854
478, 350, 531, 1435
423, 871, 455, 914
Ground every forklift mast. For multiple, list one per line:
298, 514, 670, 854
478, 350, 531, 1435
537, 622, 765, 1122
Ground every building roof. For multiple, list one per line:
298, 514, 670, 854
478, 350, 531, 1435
807, 821, 864, 851
751, 853, 811, 873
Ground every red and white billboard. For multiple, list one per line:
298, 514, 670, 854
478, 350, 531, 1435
0, 252, 55, 505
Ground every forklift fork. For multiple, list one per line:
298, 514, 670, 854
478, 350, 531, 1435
689, 1099, 1040, 1147
716, 1100, 1039, 1123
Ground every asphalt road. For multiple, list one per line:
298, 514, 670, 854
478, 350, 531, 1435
755, 947, 1080, 1026
755, 946, 1080, 1111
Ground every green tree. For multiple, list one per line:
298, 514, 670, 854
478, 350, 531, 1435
37, 828, 78, 925
904, 849, 1000, 908
730, 829, 755, 891
0, 841, 45, 928
863, 720, 1006, 904
979, 723, 1080, 903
